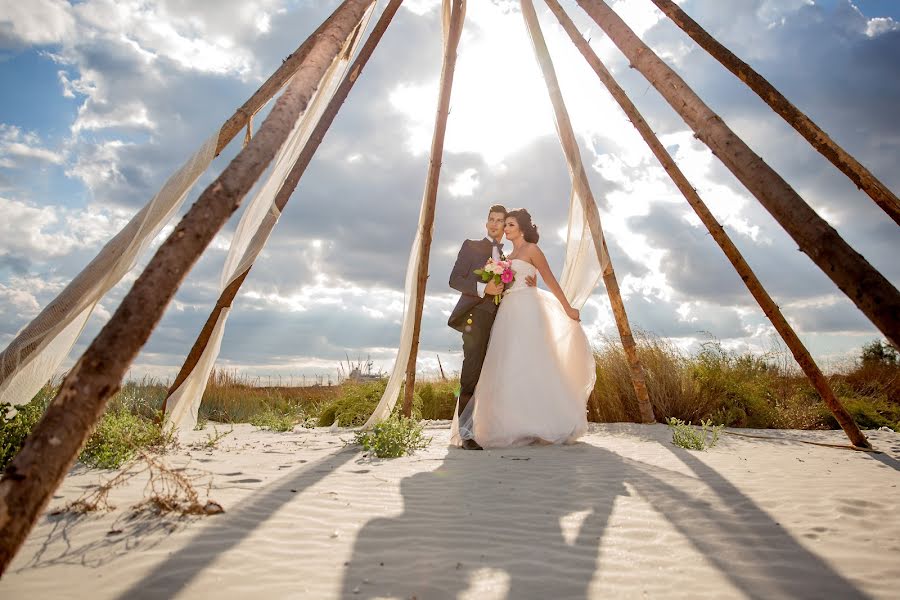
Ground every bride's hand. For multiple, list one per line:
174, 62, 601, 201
566, 306, 580, 321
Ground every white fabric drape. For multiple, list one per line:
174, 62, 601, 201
362, 0, 466, 428
521, 0, 609, 309
0, 134, 218, 407
164, 5, 376, 433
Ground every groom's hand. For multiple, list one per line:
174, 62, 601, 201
485, 280, 504, 296
525, 275, 537, 287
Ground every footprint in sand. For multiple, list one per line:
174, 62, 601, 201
231, 478, 263, 484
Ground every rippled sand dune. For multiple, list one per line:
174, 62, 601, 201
2, 423, 899, 599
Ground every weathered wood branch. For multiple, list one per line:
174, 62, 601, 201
402, 0, 466, 417
649, 0, 900, 227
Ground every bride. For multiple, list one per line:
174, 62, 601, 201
451, 208, 596, 449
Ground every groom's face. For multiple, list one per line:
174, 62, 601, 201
486, 211, 506, 241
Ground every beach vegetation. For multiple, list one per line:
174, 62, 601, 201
3, 338, 895, 472
590, 334, 899, 432
353, 415, 431, 458
667, 417, 723, 450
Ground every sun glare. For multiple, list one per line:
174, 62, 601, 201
390, 2, 665, 166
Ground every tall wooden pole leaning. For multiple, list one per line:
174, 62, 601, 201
402, 0, 466, 417
649, 0, 900, 227
575, 0, 900, 349
521, 0, 655, 423
160, 0, 406, 418
0, 0, 376, 576
546, 0, 870, 448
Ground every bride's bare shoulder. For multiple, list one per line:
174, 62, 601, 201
516, 243, 542, 265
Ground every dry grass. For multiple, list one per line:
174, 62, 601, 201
590, 333, 899, 430
197, 368, 340, 425
54, 450, 221, 517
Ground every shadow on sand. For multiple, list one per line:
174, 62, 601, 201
114, 447, 358, 600
341, 438, 868, 599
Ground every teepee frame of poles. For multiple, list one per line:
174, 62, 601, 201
1, 0, 897, 573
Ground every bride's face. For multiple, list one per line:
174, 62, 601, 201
504, 217, 521, 241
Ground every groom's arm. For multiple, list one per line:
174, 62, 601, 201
449, 241, 478, 296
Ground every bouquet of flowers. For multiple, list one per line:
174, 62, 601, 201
474, 258, 515, 305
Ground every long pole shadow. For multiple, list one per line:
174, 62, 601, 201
635, 441, 870, 599
116, 446, 357, 600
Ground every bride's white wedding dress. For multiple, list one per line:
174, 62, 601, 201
451, 259, 595, 448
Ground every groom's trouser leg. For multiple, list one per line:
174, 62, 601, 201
459, 308, 495, 416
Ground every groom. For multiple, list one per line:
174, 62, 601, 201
448, 204, 535, 449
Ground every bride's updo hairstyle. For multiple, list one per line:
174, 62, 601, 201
507, 208, 540, 243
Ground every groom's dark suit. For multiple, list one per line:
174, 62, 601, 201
449, 237, 504, 417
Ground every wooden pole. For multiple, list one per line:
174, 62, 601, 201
522, 0, 655, 423
437, 354, 447, 381
160, 0, 405, 419
401, 0, 466, 417
0, 0, 375, 576
649, 0, 900, 227
213, 7, 361, 156
575, 0, 900, 349
546, 0, 870, 449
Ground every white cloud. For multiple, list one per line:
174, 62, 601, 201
0, 0, 76, 47
0, 196, 130, 259
65, 139, 131, 190
0, 124, 65, 166
448, 167, 480, 197
865, 16, 900, 37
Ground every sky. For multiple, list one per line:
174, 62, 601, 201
0, 0, 898, 385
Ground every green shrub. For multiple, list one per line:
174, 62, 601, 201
317, 380, 390, 427
417, 381, 457, 420
667, 417, 723, 451
79, 410, 174, 470
0, 388, 54, 472
354, 416, 430, 458
250, 409, 297, 432
817, 397, 900, 432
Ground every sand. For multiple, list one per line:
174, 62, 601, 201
1, 423, 899, 599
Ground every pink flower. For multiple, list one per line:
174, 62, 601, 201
501, 268, 514, 284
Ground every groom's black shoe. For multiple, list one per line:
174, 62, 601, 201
461, 439, 483, 451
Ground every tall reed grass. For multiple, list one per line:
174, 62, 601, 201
589, 334, 899, 430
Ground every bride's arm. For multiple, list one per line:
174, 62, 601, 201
530, 246, 580, 321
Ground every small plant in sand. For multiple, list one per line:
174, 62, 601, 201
667, 417, 724, 451
250, 408, 298, 432
354, 416, 430, 458
190, 425, 233, 451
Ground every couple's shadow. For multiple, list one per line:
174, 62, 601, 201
341, 438, 867, 599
